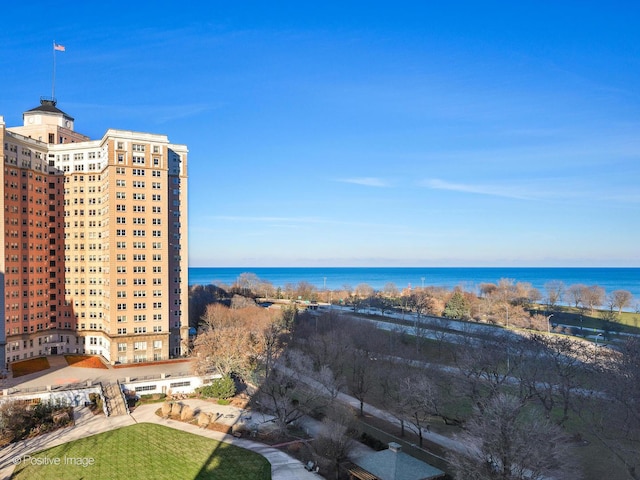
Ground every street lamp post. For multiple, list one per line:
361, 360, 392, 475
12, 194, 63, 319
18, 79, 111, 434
546, 314, 554, 334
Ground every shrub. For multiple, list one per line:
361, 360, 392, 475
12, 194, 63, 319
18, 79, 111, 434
0, 401, 73, 445
53, 411, 70, 424
197, 375, 236, 399
32, 401, 55, 422
88, 393, 104, 413
140, 393, 166, 403
360, 432, 386, 451
0, 401, 30, 443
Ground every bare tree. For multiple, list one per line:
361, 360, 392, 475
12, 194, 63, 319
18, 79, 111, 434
349, 350, 376, 416
582, 339, 640, 479
567, 284, 587, 309
235, 272, 260, 296
544, 280, 565, 311
192, 304, 279, 379
254, 365, 330, 435
610, 289, 634, 314
529, 312, 551, 332
282, 282, 297, 300
448, 394, 577, 480
513, 281, 538, 307
399, 377, 437, 448
412, 316, 432, 355
432, 317, 451, 358
262, 320, 287, 377
382, 282, 399, 299
377, 361, 409, 437
295, 281, 318, 301
495, 278, 518, 303
188, 284, 231, 328
310, 404, 359, 479
583, 285, 605, 314
369, 295, 394, 316
257, 279, 276, 299
303, 323, 354, 386
527, 286, 543, 306
407, 287, 443, 318
354, 283, 374, 300
520, 334, 590, 425
479, 282, 498, 298
501, 304, 534, 329
453, 337, 517, 413
230, 294, 256, 309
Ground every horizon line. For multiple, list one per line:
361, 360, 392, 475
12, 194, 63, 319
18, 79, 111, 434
188, 265, 640, 269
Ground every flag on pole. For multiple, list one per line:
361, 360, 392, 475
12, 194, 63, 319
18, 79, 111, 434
53, 43, 65, 52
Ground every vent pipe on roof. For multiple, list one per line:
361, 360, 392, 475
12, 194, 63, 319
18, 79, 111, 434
388, 442, 402, 453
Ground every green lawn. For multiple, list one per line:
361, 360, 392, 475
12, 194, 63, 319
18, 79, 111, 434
11, 423, 271, 480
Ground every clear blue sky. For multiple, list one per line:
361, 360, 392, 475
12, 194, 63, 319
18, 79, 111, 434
2, 2, 639, 267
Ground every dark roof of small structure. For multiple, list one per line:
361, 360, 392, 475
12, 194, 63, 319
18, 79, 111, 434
25, 98, 74, 121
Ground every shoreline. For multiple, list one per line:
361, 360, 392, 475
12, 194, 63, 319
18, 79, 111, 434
187, 266, 640, 300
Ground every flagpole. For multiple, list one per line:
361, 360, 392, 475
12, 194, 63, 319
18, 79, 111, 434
52, 41, 56, 101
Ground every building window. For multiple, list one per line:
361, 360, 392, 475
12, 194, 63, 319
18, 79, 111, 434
170, 381, 190, 388
136, 384, 156, 392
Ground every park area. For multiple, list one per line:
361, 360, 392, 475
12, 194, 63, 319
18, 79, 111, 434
10, 423, 271, 480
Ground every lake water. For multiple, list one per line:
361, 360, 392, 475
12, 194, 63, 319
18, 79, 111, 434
189, 267, 639, 300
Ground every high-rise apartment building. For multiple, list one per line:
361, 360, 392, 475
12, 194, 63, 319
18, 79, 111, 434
0, 99, 188, 369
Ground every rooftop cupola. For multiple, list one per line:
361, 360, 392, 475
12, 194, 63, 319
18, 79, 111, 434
23, 97, 75, 131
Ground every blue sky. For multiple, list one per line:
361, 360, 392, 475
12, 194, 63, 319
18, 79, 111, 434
1, 2, 639, 267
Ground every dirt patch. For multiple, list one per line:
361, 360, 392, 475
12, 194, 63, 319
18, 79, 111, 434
11, 357, 51, 377
64, 355, 108, 369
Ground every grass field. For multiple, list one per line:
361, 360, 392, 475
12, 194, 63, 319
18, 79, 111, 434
10, 357, 50, 378
11, 423, 271, 480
